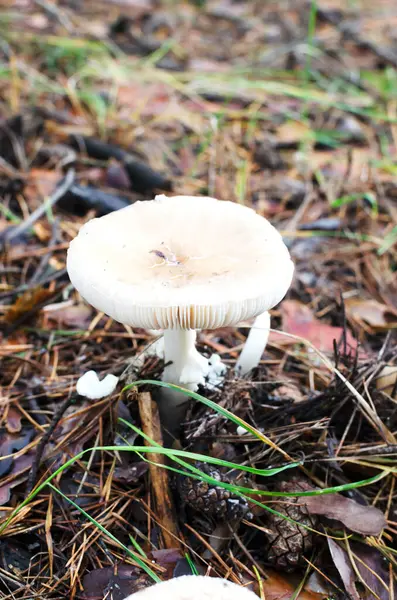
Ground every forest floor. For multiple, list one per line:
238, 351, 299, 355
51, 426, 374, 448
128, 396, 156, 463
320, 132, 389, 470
0, 1, 397, 599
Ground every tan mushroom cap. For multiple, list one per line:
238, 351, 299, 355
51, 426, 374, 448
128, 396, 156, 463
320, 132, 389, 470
67, 195, 294, 330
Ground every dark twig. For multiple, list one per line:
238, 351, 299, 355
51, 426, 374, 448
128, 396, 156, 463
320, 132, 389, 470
26, 394, 77, 495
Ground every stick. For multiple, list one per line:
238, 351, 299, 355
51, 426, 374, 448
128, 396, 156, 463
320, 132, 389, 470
137, 392, 182, 550
1, 168, 75, 246
26, 394, 76, 495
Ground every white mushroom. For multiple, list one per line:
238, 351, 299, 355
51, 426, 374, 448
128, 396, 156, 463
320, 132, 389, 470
67, 195, 293, 400
122, 575, 258, 600
235, 310, 271, 376
76, 370, 119, 400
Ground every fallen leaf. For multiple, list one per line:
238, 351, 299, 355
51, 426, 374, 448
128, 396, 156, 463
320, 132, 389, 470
328, 538, 360, 600
301, 493, 386, 536
328, 539, 390, 600
41, 301, 92, 329
113, 461, 149, 483
0, 453, 35, 507
254, 570, 326, 600
271, 300, 357, 353
345, 298, 397, 331
5, 287, 57, 325
0, 429, 35, 477
149, 548, 184, 579
5, 406, 22, 433
376, 365, 397, 398
25, 169, 63, 205
309, 147, 375, 182
276, 120, 312, 146
82, 564, 149, 600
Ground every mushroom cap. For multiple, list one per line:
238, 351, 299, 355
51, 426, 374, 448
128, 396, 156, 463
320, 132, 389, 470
123, 576, 258, 600
67, 195, 294, 330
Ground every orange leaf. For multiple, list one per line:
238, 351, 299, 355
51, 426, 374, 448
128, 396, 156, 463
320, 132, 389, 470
5, 287, 56, 325
256, 570, 326, 600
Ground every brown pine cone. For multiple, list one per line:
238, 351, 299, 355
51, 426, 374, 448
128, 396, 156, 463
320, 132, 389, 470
264, 478, 318, 571
176, 462, 252, 521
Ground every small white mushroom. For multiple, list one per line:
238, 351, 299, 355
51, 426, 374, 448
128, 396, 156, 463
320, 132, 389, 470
122, 575, 258, 600
76, 370, 119, 400
235, 310, 271, 376
67, 195, 293, 408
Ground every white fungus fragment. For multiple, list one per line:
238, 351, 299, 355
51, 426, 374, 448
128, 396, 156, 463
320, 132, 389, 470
76, 370, 119, 400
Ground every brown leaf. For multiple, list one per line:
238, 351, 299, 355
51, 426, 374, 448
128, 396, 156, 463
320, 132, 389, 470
5, 406, 22, 433
345, 298, 397, 331
41, 301, 92, 329
0, 453, 35, 507
5, 287, 56, 325
301, 494, 386, 536
328, 539, 390, 600
270, 300, 357, 353
376, 365, 397, 398
0, 430, 34, 477
309, 147, 377, 182
82, 564, 149, 600
25, 169, 63, 206
328, 538, 360, 600
276, 120, 312, 145
254, 570, 325, 600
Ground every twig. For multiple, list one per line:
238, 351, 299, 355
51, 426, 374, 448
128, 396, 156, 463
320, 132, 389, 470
29, 217, 60, 285
137, 391, 182, 550
26, 394, 77, 495
1, 168, 75, 246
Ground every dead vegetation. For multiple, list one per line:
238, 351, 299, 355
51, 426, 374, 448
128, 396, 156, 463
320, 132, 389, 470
0, 1, 397, 599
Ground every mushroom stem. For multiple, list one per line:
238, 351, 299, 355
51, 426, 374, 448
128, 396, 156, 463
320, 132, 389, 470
235, 310, 271, 376
162, 329, 210, 395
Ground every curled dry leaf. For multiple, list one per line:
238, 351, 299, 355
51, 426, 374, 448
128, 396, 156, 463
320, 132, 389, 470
253, 570, 326, 600
5, 405, 23, 433
0, 453, 35, 506
82, 563, 149, 600
328, 539, 390, 600
345, 298, 397, 331
301, 493, 386, 536
41, 300, 92, 329
5, 287, 57, 325
376, 365, 397, 398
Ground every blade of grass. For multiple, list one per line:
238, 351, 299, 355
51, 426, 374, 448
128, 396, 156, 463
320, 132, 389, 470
46, 483, 161, 582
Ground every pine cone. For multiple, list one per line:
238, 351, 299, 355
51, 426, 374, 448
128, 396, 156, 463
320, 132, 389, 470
264, 478, 318, 571
177, 462, 252, 521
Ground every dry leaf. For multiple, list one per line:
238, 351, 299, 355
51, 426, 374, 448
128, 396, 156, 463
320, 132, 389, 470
5, 406, 22, 434
82, 564, 149, 600
328, 539, 390, 600
302, 494, 386, 536
376, 365, 397, 398
277, 120, 312, 145
270, 300, 357, 353
5, 287, 56, 325
41, 301, 92, 329
25, 169, 63, 205
255, 570, 326, 600
345, 298, 397, 331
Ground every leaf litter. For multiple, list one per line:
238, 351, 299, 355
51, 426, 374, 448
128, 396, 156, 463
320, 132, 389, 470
0, 0, 397, 598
